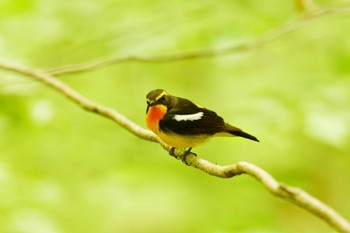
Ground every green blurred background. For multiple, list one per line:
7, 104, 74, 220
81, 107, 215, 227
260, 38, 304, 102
1, 0, 350, 232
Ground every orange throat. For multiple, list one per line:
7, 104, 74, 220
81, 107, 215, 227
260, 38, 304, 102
146, 105, 167, 134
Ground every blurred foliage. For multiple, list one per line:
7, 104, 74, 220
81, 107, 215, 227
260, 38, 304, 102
1, 0, 350, 233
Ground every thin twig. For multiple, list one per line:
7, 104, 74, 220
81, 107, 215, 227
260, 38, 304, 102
46, 5, 350, 76
1, 60, 349, 233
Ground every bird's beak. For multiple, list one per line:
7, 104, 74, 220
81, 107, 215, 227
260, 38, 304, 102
146, 100, 154, 113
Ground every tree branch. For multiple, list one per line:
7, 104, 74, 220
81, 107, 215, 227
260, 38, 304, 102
0, 61, 158, 142
1, 60, 350, 233
46, 4, 350, 76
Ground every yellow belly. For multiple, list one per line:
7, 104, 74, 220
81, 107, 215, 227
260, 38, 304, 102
157, 131, 210, 148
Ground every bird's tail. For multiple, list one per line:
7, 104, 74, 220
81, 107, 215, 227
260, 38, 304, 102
225, 124, 259, 142
230, 130, 259, 142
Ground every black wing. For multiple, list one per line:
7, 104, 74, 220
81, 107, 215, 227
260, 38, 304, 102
159, 98, 227, 135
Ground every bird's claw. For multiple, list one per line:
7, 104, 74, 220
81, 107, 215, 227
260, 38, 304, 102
181, 148, 196, 166
169, 147, 196, 165
169, 147, 176, 156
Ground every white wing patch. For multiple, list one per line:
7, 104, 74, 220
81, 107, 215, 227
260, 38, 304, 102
173, 112, 204, 121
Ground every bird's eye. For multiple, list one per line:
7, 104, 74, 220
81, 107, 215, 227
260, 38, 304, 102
159, 96, 166, 104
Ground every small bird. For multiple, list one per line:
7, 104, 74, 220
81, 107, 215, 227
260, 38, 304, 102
145, 89, 259, 154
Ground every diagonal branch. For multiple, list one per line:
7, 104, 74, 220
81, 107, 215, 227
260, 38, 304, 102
1, 60, 350, 233
46, 4, 350, 76
0, 61, 157, 143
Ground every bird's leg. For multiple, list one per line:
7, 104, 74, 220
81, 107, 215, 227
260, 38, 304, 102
185, 147, 192, 154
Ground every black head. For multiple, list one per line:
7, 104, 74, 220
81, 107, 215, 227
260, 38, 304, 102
146, 89, 170, 113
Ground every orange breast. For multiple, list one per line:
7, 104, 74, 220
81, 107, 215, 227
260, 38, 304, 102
145, 105, 167, 134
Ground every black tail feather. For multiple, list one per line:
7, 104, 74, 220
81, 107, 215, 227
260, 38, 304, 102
230, 130, 259, 142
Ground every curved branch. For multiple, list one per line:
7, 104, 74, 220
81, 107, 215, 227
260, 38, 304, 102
46, 4, 350, 76
184, 155, 350, 232
1, 60, 350, 232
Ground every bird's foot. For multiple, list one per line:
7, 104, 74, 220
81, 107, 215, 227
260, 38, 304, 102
169, 147, 196, 165
181, 148, 196, 166
169, 147, 176, 156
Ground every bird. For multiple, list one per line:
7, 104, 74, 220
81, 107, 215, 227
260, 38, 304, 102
145, 89, 259, 155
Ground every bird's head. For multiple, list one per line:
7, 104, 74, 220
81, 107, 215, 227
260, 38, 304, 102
146, 89, 170, 113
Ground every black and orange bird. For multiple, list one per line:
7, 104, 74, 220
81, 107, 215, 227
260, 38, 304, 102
145, 89, 259, 154
146, 89, 259, 152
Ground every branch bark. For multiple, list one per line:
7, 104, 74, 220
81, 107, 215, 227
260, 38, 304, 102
1, 60, 350, 233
